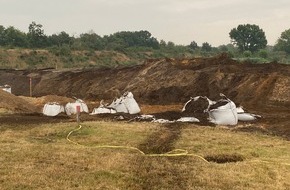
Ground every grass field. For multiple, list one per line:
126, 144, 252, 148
0, 120, 290, 189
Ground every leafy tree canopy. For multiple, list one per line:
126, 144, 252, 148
105, 30, 159, 50
79, 31, 104, 50
48, 31, 72, 47
189, 41, 198, 50
1, 26, 28, 47
229, 24, 267, 52
28, 21, 47, 48
274, 28, 290, 54
201, 42, 212, 52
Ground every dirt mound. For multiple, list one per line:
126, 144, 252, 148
19, 95, 75, 112
0, 90, 38, 113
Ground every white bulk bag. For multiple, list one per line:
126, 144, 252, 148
108, 98, 128, 113
122, 92, 141, 114
43, 102, 65, 116
208, 100, 238, 125
65, 99, 89, 115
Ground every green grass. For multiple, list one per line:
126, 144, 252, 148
0, 121, 289, 189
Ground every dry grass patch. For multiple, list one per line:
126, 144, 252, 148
0, 121, 289, 189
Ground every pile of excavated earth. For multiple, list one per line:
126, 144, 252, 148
0, 53, 290, 138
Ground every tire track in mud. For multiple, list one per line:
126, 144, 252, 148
126, 123, 190, 190
138, 123, 183, 154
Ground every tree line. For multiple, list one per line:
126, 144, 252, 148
0, 21, 290, 57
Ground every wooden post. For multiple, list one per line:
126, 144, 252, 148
29, 77, 32, 97
76, 105, 81, 124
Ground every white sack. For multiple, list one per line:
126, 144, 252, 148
65, 99, 89, 115
43, 103, 64, 116
122, 92, 141, 114
208, 100, 238, 125
106, 92, 141, 114
108, 98, 128, 113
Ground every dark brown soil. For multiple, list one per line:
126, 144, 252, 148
138, 123, 183, 154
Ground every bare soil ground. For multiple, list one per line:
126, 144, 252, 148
0, 54, 290, 140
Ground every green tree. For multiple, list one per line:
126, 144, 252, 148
0, 25, 5, 46
27, 21, 47, 48
2, 26, 28, 47
104, 30, 159, 50
201, 42, 212, 52
274, 29, 290, 54
189, 41, 198, 50
167, 41, 175, 48
48, 31, 72, 47
79, 31, 104, 50
229, 24, 267, 52
159, 39, 166, 47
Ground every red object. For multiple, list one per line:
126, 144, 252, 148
76, 105, 81, 113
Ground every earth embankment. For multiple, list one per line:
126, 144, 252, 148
1, 54, 290, 109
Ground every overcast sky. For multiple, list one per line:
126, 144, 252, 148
1, 0, 289, 46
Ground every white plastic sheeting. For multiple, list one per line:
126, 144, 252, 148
152, 119, 175, 123
237, 106, 261, 121
65, 99, 89, 115
176, 117, 200, 123
91, 100, 117, 115
91, 107, 117, 114
42, 102, 65, 116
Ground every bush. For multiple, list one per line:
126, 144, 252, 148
258, 49, 268, 59
243, 51, 252, 57
49, 45, 71, 56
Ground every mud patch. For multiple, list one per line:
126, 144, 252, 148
138, 123, 183, 154
151, 111, 183, 121
205, 153, 244, 163
232, 125, 271, 135
0, 113, 71, 129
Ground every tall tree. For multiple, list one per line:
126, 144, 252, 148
48, 31, 72, 47
274, 28, 290, 54
201, 42, 212, 52
79, 31, 104, 50
2, 26, 28, 47
189, 41, 198, 50
0, 25, 5, 46
105, 30, 159, 50
27, 21, 47, 48
229, 24, 267, 52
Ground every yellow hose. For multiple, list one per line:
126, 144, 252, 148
66, 125, 290, 166
66, 124, 209, 163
